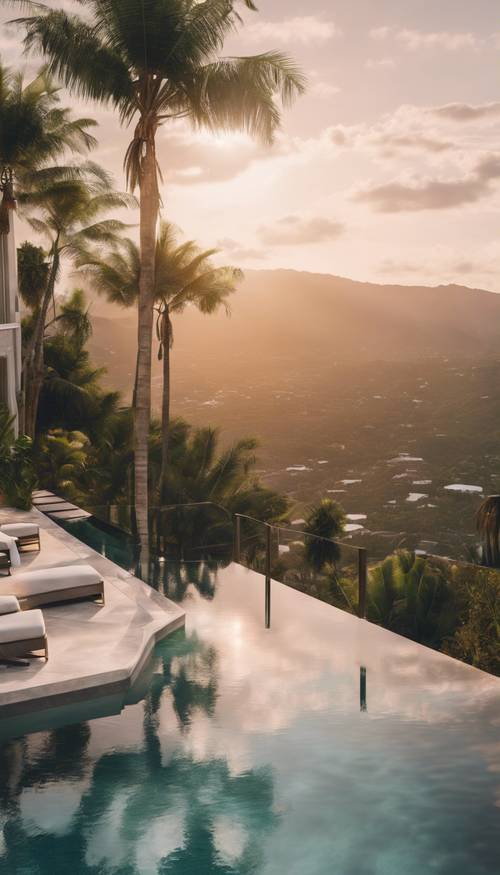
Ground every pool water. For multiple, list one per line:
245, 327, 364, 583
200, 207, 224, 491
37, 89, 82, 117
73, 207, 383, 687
1, 540, 500, 873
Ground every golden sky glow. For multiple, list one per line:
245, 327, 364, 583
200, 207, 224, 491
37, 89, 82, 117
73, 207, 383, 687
1, 0, 500, 289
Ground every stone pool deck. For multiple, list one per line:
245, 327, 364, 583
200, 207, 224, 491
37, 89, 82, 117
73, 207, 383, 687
0, 508, 185, 718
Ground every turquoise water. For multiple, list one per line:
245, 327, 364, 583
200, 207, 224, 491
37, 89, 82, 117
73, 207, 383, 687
1, 523, 500, 874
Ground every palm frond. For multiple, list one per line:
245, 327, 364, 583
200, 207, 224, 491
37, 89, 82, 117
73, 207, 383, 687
181, 52, 306, 143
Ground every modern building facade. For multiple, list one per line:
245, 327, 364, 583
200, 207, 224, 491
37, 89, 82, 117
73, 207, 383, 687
0, 209, 21, 433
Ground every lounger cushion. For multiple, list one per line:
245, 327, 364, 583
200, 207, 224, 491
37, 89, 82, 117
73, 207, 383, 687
0, 609, 45, 644
0, 523, 39, 538
0, 596, 20, 615
0, 564, 101, 599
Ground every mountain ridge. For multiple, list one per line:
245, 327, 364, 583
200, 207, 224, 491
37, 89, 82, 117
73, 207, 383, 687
87, 268, 500, 398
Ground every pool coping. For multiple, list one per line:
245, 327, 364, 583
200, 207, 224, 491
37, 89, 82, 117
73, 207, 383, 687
0, 507, 185, 719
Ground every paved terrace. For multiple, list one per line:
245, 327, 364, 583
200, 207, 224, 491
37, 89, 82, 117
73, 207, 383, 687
0, 508, 185, 718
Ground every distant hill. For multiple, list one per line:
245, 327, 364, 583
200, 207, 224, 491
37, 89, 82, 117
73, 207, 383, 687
87, 269, 500, 396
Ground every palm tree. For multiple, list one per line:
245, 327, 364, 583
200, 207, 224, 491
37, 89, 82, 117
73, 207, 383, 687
367, 550, 455, 646
0, 61, 97, 234
149, 419, 288, 558
36, 429, 89, 502
39, 290, 121, 441
13, 0, 306, 545
304, 498, 346, 573
476, 495, 500, 567
0, 405, 37, 509
81, 222, 242, 499
19, 164, 131, 437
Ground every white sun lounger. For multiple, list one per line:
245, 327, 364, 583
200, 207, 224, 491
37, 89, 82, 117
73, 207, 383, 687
0, 595, 21, 615
0, 608, 48, 661
0, 564, 105, 609
0, 523, 40, 552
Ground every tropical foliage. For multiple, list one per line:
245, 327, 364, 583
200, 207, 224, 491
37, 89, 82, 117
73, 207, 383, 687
27, 287, 289, 551
366, 550, 456, 647
19, 163, 131, 437
303, 498, 346, 572
0, 406, 37, 509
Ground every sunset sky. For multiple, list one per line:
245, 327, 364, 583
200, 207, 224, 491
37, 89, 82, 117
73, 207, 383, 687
1, 0, 500, 289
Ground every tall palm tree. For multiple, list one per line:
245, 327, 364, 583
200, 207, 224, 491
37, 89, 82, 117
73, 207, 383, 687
13, 0, 306, 545
19, 164, 131, 436
476, 495, 500, 567
0, 61, 97, 234
81, 222, 242, 499
154, 224, 241, 497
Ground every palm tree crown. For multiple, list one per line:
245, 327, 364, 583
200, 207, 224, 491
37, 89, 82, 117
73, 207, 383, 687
13, 1, 305, 169
0, 59, 96, 232
80, 221, 242, 498
0, 60, 96, 173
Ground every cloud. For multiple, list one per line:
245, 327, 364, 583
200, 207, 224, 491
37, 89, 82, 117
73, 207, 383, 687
243, 16, 340, 46
379, 254, 500, 282
355, 154, 500, 212
328, 109, 453, 155
374, 133, 451, 154
365, 57, 397, 70
430, 102, 500, 121
157, 126, 291, 186
257, 215, 345, 246
370, 26, 479, 51
308, 71, 341, 98
216, 238, 268, 261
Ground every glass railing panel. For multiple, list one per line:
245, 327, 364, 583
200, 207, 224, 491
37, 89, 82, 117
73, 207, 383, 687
270, 525, 359, 616
236, 514, 269, 575
79, 502, 234, 564
148, 503, 233, 563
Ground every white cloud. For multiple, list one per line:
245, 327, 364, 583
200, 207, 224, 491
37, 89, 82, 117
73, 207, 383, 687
327, 100, 500, 162
371, 26, 480, 51
354, 153, 500, 212
370, 26, 391, 41
216, 238, 268, 262
365, 57, 397, 70
430, 102, 500, 121
257, 215, 345, 246
243, 16, 340, 46
157, 125, 292, 186
308, 70, 341, 98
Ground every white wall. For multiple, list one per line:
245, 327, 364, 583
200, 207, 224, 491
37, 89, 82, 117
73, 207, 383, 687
0, 210, 21, 432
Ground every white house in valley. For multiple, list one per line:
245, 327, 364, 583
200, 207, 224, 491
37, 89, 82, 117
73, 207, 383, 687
0, 205, 21, 433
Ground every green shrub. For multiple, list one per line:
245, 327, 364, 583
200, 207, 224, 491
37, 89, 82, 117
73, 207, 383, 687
367, 550, 457, 648
0, 407, 37, 510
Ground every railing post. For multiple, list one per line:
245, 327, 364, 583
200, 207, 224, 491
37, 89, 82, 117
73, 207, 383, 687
233, 515, 241, 564
360, 666, 367, 712
358, 548, 368, 619
265, 524, 272, 629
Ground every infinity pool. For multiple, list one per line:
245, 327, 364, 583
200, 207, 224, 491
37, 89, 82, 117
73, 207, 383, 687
0, 527, 499, 874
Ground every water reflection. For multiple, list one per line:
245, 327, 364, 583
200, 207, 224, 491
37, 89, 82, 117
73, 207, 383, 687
0, 561, 499, 874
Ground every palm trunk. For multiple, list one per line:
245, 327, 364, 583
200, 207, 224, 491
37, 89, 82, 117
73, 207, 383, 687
134, 135, 159, 551
159, 308, 171, 504
22, 246, 59, 439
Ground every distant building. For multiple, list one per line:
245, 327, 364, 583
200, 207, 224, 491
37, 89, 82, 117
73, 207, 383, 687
0, 183, 21, 433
